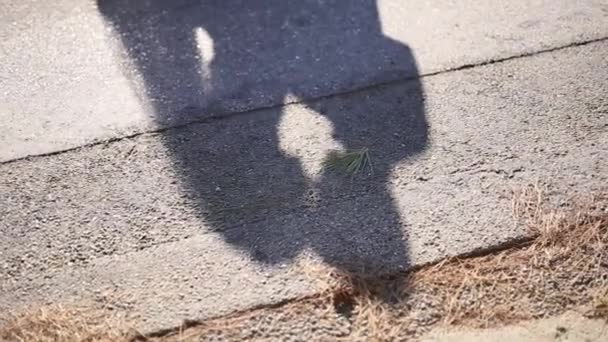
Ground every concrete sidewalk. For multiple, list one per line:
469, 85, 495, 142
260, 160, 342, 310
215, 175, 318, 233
1, 0, 607, 335
1, 0, 607, 161
1, 41, 606, 331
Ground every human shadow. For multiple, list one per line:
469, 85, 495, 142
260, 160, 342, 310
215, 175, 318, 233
97, 0, 428, 274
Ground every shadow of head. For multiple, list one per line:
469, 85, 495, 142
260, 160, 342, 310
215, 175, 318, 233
97, 0, 428, 274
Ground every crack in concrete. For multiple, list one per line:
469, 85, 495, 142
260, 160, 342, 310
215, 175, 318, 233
2, 36, 607, 166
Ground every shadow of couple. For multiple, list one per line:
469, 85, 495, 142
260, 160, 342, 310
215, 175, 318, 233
97, 0, 428, 275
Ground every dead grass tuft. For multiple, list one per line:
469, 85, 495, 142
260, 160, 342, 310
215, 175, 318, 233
0, 305, 134, 342
412, 187, 608, 328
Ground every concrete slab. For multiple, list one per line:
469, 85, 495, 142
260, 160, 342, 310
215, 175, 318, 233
1, 41, 606, 331
1, 0, 607, 161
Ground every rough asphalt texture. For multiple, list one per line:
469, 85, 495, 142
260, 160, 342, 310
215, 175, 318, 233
1, 0, 607, 334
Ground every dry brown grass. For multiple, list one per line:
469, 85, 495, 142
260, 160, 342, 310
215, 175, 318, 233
412, 186, 608, 327
0, 305, 134, 342
592, 288, 608, 320
3, 185, 607, 341
175, 185, 607, 341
